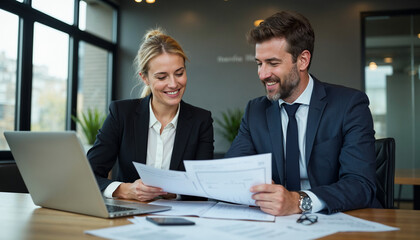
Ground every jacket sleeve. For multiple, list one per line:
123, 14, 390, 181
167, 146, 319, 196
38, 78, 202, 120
87, 102, 121, 191
194, 111, 214, 160
225, 100, 257, 158
310, 91, 378, 213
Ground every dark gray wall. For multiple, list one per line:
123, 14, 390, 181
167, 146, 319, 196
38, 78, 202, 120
116, 0, 420, 153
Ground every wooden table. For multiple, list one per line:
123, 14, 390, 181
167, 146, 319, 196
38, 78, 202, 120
395, 169, 420, 210
1, 192, 419, 240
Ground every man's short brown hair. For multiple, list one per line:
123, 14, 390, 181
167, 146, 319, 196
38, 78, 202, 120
248, 11, 315, 69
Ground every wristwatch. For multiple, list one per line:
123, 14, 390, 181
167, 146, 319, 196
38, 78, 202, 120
298, 191, 312, 213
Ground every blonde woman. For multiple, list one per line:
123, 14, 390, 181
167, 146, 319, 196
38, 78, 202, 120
88, 29, 214, 201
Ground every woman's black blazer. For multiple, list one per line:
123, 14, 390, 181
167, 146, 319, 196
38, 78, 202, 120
87, 95, 214, 191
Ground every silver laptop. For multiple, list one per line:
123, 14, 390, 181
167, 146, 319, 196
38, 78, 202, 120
4, 131, 171, 218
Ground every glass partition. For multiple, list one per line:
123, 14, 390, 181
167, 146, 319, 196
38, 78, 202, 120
363, 11, 420, 201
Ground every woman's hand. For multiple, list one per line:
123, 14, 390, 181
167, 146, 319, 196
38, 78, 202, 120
113, 179, 167, 201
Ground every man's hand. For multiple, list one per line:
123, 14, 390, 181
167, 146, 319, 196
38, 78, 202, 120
250, 184, 301, 216
113, 179, 167, 201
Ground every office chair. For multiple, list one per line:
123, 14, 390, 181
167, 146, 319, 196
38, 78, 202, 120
375, 138, 395, 209
0, 161, 28, 193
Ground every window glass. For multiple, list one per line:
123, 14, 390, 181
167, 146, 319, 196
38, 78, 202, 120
76, 41, 109, 144
79, 0, 114, 42
32, 0, 74, 25
32, 23, 69, 131
0, 10, 18, 150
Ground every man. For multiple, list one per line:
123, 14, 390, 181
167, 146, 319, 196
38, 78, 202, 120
225, 11, 380, 216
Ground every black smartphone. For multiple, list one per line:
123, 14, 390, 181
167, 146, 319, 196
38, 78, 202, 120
146, 217, 195, 226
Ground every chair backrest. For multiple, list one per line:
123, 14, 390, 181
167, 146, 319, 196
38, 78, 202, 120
375, 138, 395, 209
0, 162, 28, 193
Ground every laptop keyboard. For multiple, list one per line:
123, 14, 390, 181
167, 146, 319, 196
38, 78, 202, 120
106, 204, 136, 212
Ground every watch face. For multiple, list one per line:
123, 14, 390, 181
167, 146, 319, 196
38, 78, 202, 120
301, 197, 312, 211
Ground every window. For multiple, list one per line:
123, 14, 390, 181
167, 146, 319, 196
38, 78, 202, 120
79, 0, 115, 42
78, 42, 109, 114
32, 0, 74, 25
32, 23, 69, 131
77, 41, 110, 142
0, 9, 18, 150
0, 0, 118, 157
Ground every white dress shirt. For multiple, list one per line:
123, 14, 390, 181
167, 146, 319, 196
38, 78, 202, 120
278, 75, 326, 213
103, 101, 180, 198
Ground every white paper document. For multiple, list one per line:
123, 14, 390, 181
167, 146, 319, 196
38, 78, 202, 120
86, 216, 337, 240
85, 212, 399, 240
275, 212, 399, 232
150, 199, 275, 222
149, 200, 217, 217
133, 153, 272, 206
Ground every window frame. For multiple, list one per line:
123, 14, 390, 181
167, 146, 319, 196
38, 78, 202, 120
0, 0, 118, 160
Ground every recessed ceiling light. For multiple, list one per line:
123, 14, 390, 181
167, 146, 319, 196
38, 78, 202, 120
369, 61, 377, 70
254, 19, 264, 27
146, 0, 155, 3
134, 0, 142, 2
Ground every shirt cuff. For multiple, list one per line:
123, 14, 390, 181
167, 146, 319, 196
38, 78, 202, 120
103, 181, 123, 198
303, 190, 326, 213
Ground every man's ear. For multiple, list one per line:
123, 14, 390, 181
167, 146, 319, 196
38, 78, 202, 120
298, 50, 311, 71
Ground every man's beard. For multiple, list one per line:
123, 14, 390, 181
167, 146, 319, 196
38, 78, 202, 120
264, 64, 300, 101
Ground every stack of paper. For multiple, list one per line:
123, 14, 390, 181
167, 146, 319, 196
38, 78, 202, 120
85, 212, 399, 240
149, 199, 275, 222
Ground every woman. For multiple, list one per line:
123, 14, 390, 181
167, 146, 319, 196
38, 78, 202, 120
87, 29, 214, 201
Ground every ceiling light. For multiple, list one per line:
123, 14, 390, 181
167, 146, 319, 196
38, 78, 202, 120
369, 62, 377, 70
254, 19, 264, 27
146, 0, 155, 3
134, 0, 142, 2
384, 57, 392, 63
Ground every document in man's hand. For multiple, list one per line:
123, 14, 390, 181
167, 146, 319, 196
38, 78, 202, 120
132, 153, 272, 206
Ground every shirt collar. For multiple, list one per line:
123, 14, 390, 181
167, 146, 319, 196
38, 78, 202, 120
149, 100, 180, 129
278, 74, 314, 106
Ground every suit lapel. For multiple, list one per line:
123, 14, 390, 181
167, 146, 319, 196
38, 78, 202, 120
170, 101, 192, 170
266, 100, 285, 185
134, 95, 151, 164
306, 77, 327, 165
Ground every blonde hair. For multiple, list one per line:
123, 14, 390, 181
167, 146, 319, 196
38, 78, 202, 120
134, 28, 188, 98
